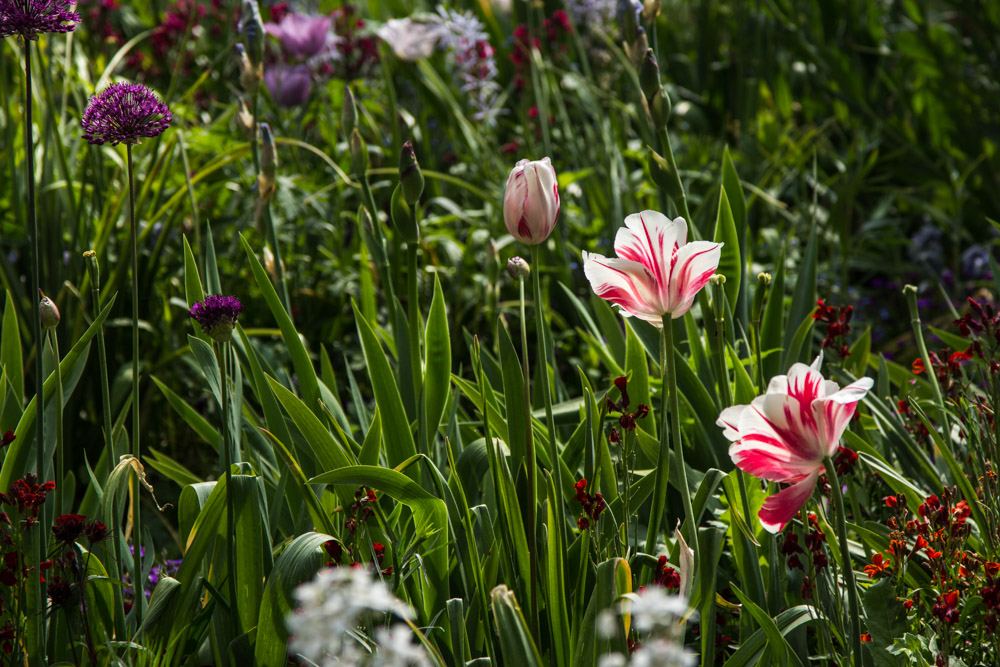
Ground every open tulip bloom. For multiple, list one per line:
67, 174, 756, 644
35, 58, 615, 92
717, 357, 874, 533
583, 211, 722, 325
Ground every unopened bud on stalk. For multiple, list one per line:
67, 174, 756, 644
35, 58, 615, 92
236, 44, 260, 93
240, 0, 265, 67
350, 128, 368, 176
258, 123, 277, 200
391, 185, 418, 243
640, 49, 660, 103
39, 291, 60, 330
757, 272, 772, 286
399, 141, 424, 205
237, 97, 255, 135
710, 274, 727, 285
902, 284, 918, 296
506, 256, 530, 279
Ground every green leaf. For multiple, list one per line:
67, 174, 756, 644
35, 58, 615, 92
240, 234, 319, 410
491, 586, 543, 667
352, 302, 417, 466
423, 276, 451, 440
724, 606, 823, 667
498, 326, 529, 468
714, 187, 741, 308
182, 235, 206, 307
784, 219, 817, 359
267, 375, 355, 474
863, 579, 907, 648
1, 291, 23, 409
151, 375, 221, 452
730, 584, 798, 666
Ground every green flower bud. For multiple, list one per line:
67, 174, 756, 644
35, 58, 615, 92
399, 140, 424, 205
39, 292, 60, 330
391, 184, 418, 243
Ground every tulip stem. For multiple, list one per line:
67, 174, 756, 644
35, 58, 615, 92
823, 456, 861, 664
530, 246, 563, 533
126, 143, 145, 629
646, 317, 700, 560
518, 273, 539, 632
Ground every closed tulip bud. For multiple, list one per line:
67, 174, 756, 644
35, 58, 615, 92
350, 128, 367, 176
506, 256, 530, 279
503, 157, 560, 245
391, 184, 418, 243
399, 141, 424, 205
258, 123, 277, 200
39, 292, 60, 330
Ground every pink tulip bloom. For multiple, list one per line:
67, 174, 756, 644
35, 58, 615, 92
503, 157, 559, 245
265, 13, 335, 59
717, 357, 873, 533
582, 211, 722, 325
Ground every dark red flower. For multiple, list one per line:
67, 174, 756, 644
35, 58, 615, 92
84, 520, 109, 543
0, 431, 13, 448
52, 513, 87, 544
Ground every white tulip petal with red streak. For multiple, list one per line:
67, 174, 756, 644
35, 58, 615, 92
581, 252, 663, 325
758, 472, 820, 534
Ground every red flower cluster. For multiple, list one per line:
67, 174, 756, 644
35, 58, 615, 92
511, 11, 572, 91
1, 475, 55, 521
345, 486, 378, 534
606, 376, 650, 444
329, 5, 378, 80
782, 513, 828, 598
573, 478, 606, 530
51, 514, 108, 545
652, 555, 680, 590
812, 298, 854, 357
817, 446, 859, 494
911, 349, 972, 396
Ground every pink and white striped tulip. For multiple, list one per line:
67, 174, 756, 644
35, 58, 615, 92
503, 158, 560, 245
716, 357, 873, 533
582, 211, 722, 325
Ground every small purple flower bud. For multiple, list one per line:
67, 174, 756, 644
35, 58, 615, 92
81, 83, 172, 146
0, 0, 79, 40
189, 295, 243, 343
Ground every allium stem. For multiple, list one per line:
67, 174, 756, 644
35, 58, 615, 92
530, 246, 563, 538
126, 144, 144, 627
22, 40, 47, 666
823, 456, 861, 663
50, 330, 63, 512
518, 273, 539, 632
215, 341, 239, 630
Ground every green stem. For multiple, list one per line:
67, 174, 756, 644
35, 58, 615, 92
216, 342, 239, 630
518, 274, 539, 631
406, 238, 421, 417
23, 41, 47, 665
125, 144, 144, 628
659, 129, 692, 223
530, 246, 563, 534
823, 456, 861, 664
50, 331, 63, 513
262, 203, 291, 312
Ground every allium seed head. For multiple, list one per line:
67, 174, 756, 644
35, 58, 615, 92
0, 0, 79, 40
81, 82, 172, 146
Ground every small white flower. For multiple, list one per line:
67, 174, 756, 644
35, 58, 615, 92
287, 567, 414, 666
598, 652, 628, 667
624, 587, 689, 633
377, 18, 442, 61
629, 638, 697, 667
597, 609, 618, 639
373, 625, 432, 667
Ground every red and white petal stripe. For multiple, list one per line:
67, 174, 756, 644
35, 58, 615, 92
758, 471, 820, 534
581, 252, 664, 326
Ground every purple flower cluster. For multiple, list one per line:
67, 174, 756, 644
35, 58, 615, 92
0, 0, 79, 40
81, 82, 172, 146
189, 294, 243, 342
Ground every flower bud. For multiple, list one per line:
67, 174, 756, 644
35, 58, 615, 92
39, 292, 60, 330
640, 49, 660, 103
710, 274, 726, 285
240, 0, 265, 67
236, 43, 260, 94
391, 184, 418, 243
757, 272, 772, 286
237, 97, 255, 135
399, 141, 424, 205
503, 157, 560, 245
506, 256, 530, 279
258, 122, 277, 200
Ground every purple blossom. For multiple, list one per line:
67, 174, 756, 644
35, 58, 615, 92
264, 63, 312, 107
265, 12, 335, 60
434, 8, 501, 126
0, 0, 79, 40
189, 294, 243, 342
81, 82, 172, 146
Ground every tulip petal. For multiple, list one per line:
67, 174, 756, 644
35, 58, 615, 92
667, 240, 722, 317
730, 400, 822, 481
811, 376, 874, 456
758, 472, 819, 533
614, 211, 686, 302
716, 404, 748, 441
582, 252, 663, 325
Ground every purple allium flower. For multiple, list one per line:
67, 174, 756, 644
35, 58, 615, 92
81, 82, 172, 146
265, 12, 335, 59
0, 0, 80, 40
264, 63, 312, 107
434, 8, 501, 126
189, 294, 243, 342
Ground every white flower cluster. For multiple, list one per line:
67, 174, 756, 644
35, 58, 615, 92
567, 0, 619, 27
286, 566, 429, 667
597, 587, 695, 667
434, 8, 503, 126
